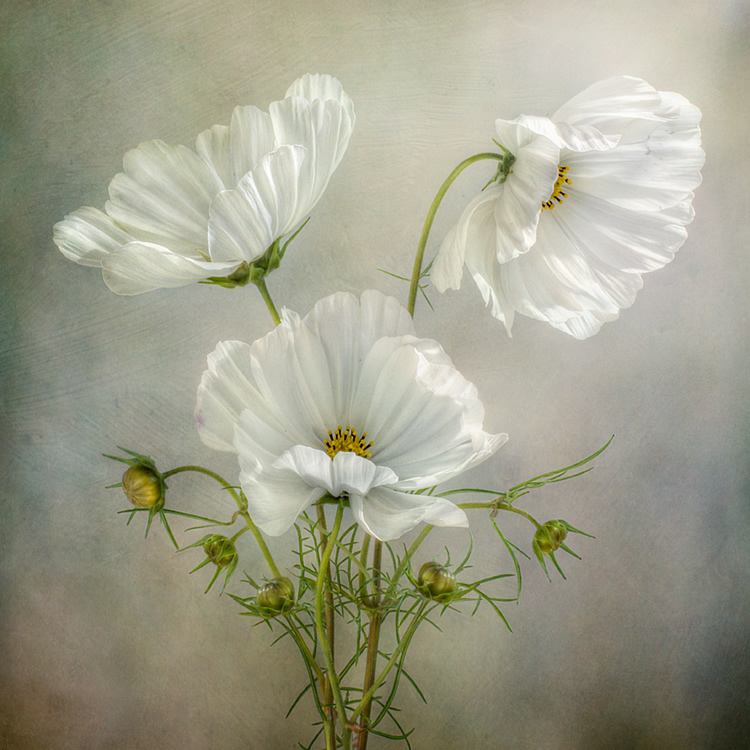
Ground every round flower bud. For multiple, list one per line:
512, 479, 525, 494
202, 535, 238, 568
533, 520, 568, 555
122, 465, 164, 510
417, 561, 457, 600
257, 577, 296, 613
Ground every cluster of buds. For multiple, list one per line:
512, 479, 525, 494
416, 561, 457, 602
532, 519, 593, 580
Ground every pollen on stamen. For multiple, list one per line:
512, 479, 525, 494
324, 424, 373, 460
542, 165, 572, 211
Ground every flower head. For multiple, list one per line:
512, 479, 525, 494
54, 74, 355, 295
433, 76, 705, 339
195, 290, 507, 541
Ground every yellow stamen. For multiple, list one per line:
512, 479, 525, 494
324, 425, 373, 460
542, 165, 571, 211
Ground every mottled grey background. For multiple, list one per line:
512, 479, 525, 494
1, 0, 748, 748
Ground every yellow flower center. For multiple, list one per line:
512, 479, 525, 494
324, 425, 373, 460
542, 165, 571, 211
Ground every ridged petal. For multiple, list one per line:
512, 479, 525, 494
350, 487, 468, 542
106, 140, 224, 255
53, 206, 134, 267
207, 144, 307, 263
100, 243, 242, 295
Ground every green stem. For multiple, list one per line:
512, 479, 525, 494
458, 500, 542, 529
392, 524, 433, 586
357, 540, 383, 750
239, 509, 282, 579
350, 600, 429, 728
407, 152, 504, 317
316, 504, 337, 740
314, 502, 349, 748
283, 615, 332, 746
159, 465, 282, 578
254, 276, 282, 325
161, 465, 246, 511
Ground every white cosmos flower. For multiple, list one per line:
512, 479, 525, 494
195, 290, 507, 541
433, 76, 705, 339
53, 74, 355, 295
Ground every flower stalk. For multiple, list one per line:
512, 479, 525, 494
407, 152, 504, 316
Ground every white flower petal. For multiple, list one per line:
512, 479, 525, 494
207, 144, 307, 263
106, 140, 224, 255
100, 242, 242, 295
196, 290, 503, 539
441, 77, 704, 338
238, 462, 324, 537
53, 207, 134, 267
350, 487, 468, 542
274, 445, 398, 497
500, 114, 619, 153
270, 96, 354, 217
285, 73, 356, 128
491, 129, 560, 260
350, 339, 506, 487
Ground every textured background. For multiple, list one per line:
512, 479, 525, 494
2, 0, 748, 748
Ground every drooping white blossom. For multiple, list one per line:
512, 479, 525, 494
195, 290, 507, 541
433, 77, 705, 339
54, 74, 355, 295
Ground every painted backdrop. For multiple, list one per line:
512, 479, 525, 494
2, 1, 748, 747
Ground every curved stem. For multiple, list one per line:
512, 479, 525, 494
239, 509, 282, 579
254, 276, 282, 326
314, 502, 349, 748
159, 465, 282, 578
161, 465, 246, 511
392, 524, 433, 586
458, 500, 542, 529
407, 152, 504, 317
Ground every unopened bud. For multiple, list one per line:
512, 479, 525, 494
202, 535, 238, 568
122, 465, 164, 510
257, 577, 296, 613
417, 561, 457, 600
533, 520, 568, 555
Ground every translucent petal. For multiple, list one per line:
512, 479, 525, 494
207, 144, 307, 263
100, 242, 241, 295
53, 206, 134, 267
106, 140, 223, 255
274, 446, 398, 497
350, 487, 468, 542
238, 461, 324, 537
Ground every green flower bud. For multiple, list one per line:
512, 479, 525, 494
202, 535, 238, 568
417, 561, 457, 600
533, 519, 568, 555
121, 465, 164, 510
257, 577, 296, 613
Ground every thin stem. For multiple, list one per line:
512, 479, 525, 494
316, 504, 336, 738
458, 500, 542, 529
254, 276, 282, 325
239, 509, 282, 578
158, 465, 282, 578
407, 152, 504, 317
350, 600, 429, 728
392, 524, 433, 586
314, 502, 349, 748
283, 615, 332, 746
357, 540, 383, 750
161, 465, 245, 510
